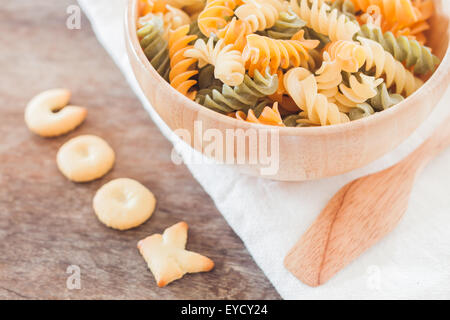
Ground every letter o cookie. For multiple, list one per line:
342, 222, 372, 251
25, 89, 87, 137
93, 178, 156, 230
57, 135, 115, 182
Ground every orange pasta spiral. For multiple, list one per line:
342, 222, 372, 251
216, 17, 253, 52
231, 102, 285, 126
243, 31, 320, 77
139, 0, 168, 16
336, 0, 434, 43
168, 25, 198, 100
197, 0, 242, 37
269, 70, 298, 112
345, 0, 418, 26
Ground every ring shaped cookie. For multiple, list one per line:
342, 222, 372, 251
93, 178, 156, 230
57, 135, 115, 182
25, 89, 87, 137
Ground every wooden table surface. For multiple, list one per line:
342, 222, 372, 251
0, 0, 280, 299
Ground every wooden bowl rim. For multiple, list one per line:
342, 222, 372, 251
125, 0, 450, 137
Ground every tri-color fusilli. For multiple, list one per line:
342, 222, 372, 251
137, 0, 440, 127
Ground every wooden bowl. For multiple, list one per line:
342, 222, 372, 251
125, 0, 450, 181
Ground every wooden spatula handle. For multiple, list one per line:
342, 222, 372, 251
285, 115, 450, 287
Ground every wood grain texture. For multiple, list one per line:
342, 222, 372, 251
126, 0, 450, 181
0, 0, 280, 300
284, 117, 450, 287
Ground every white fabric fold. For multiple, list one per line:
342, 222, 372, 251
78, 0, 450, 299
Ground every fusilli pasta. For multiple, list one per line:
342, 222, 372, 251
347, 102, 374, 120
328, 0, 357, 21
184, 38, 246, 86
325, 40, 366, 73
269, 70, 299, 111
314, 52, 342, 98
197, 0, 240, 36
231, 102, 285, 126
165, 0, 205, 9
334, 0, 434, 43
189, 20, 208, 40
290, 0, 360, 41
358, 36, 423, 96
369, 82, 404, 111
138, 16, 171, 80
139, 0, 167, 16
358, 23, 439, 75
259, 9, 306, 40
217, 17, 252, 52
334, 73, 384, 109
235, 0, 285, 33
243, 32, 320, 76
284, 67, 350, 125
136, 0, 439, 127
197, 64, 222, 89
337, 0, 418, 30
168, 25, 198, 100
200, 68, 278, 114
164, 5, 192, 31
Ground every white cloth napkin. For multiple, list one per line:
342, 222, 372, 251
78, 0, 450, 299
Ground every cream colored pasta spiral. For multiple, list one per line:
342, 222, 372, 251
326, 40, 366, 73
314, 52, 342, 98
234, 0, 284, 33
290, 0, 360, 41
284, 67, 349, 126
335, 73, 384, 110
164, 5, 191, 31
184, 38, 245, 86
357, 36, 423, 96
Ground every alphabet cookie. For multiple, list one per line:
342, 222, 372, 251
93, 178, 156, 230
138, 222, 215, 287
25, 89, 87, 137
57, 135, 115, 182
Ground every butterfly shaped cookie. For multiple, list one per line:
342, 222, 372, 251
138, 222, 214, 287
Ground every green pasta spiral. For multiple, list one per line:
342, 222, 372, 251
283, 114, 316, 127
368, 83, 404, 111
326, 0, 356, 21
283, 114, 302, 127
348, 83, 405, 120
302, 27, 330, 49
198, 69, 279, 114
260, 9, 306, 40
189, 20, 208, 41
357, 24, 440, 75
197, 65, 222, 90
348, 103, 375, 121
137, 16, 170, 81
252, 99, 274, 117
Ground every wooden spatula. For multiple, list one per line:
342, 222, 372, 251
284, 115, 450, 287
